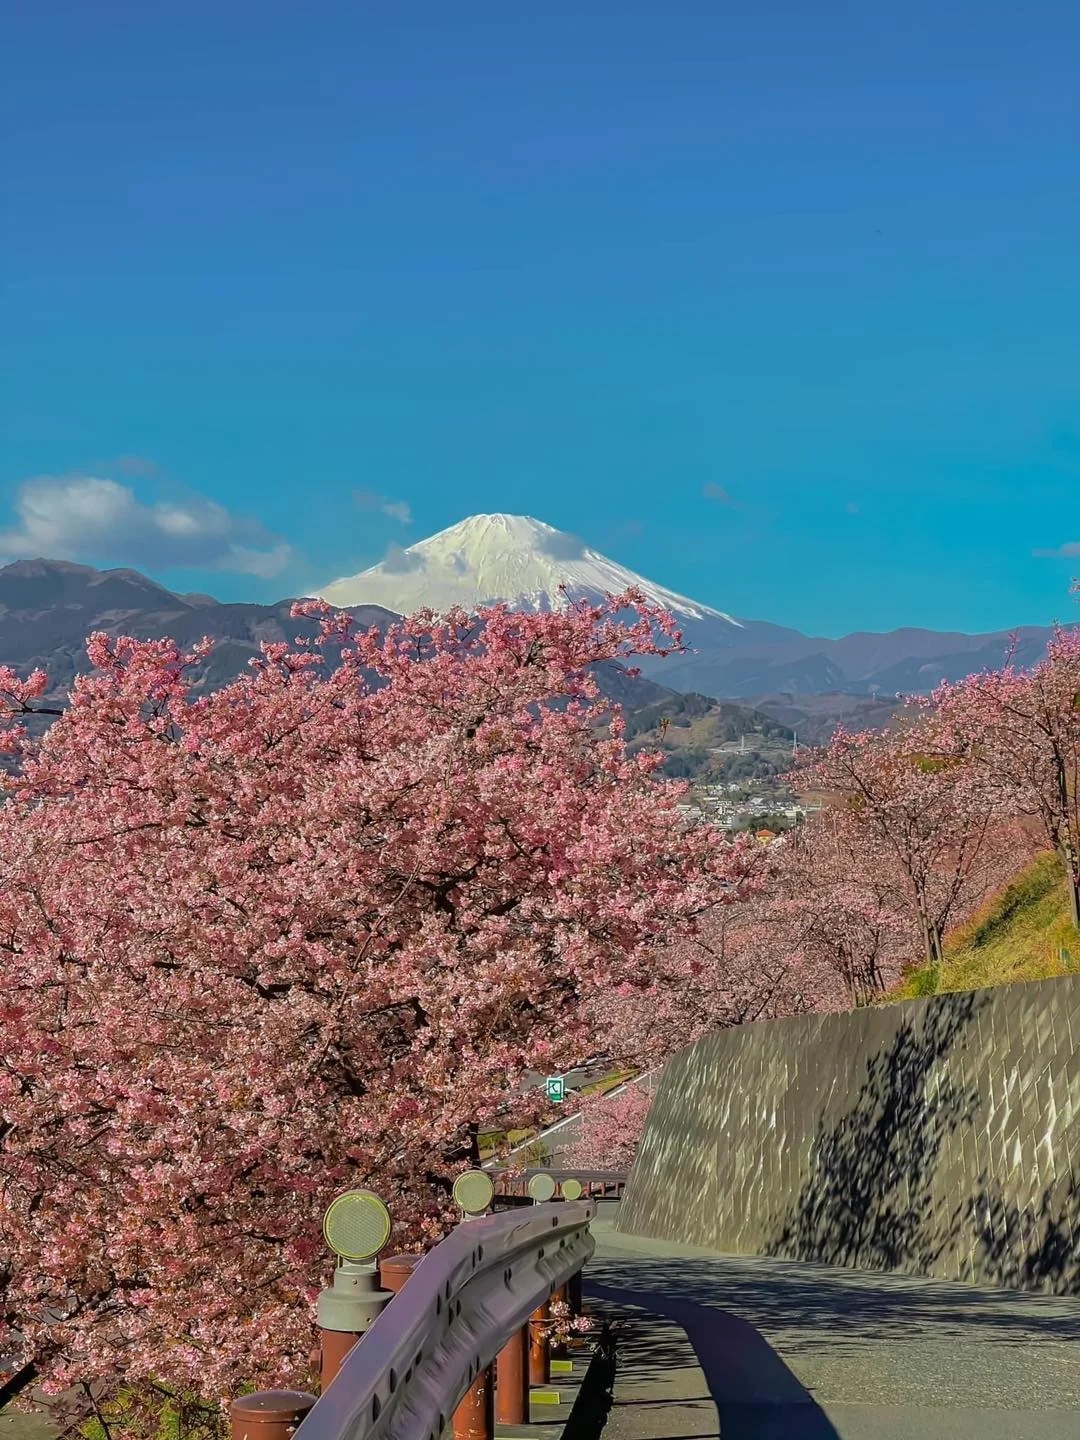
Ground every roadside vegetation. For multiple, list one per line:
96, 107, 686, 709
897, 849, 1078, 998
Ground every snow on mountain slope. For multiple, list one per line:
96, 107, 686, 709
318, 513, 742, 627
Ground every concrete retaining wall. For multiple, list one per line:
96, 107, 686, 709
617, 976, 1080, 1293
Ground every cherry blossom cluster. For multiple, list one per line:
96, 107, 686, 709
0, 592, 755, 1418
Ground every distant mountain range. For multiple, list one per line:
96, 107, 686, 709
0, 516, 1071, 771
0, 557, 394, 705
0, 556, 798, 786
318, 512, 1073, 700
0, 556, 674, 729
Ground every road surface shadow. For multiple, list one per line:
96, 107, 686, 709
562, 1327, 617, 1440
589, 1282, 840, 1440
588, 1246, 1080, 1351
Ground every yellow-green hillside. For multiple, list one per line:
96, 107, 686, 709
897, 849, 1080, 999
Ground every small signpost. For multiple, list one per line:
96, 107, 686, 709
544, 1075, 565, 1103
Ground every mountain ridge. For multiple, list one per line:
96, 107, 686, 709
319, 512, 743, 625
0, 554, 839, 784
0, 526, 1072, 723
316, 514, 1074, 698
0, 556, 680, 743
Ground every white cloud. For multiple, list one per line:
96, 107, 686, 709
1033, 542, 1080, 558
353, 488, 412, 525
539, 529, 587, 560
0, 474, 292, 577
380, 542, 425, 574
703, 483, 735, 504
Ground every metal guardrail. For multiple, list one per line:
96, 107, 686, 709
492, 1171, 627, 1202
292, 1199, 595, 1440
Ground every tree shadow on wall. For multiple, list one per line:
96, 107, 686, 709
765, 992, 984, 1274
963, 1171, 1080, 1295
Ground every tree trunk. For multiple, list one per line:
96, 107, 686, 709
1065, 856, 1080, 931
908, 869, 946, 972
442, 1121, 483, 1174
1054, 756, 1080, 929
917, 912, 937, 969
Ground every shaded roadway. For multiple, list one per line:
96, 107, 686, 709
582, 1209, 1080, 1440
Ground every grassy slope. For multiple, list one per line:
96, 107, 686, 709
896, 849, 1080, 999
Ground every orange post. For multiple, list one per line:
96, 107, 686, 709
379, 1255, 419, 1293
528, 1300, 550, 1386
453, 1362, 494, 1440
496, 1324, 530, 1425
318, 1328, 362, 1391
229, 1390, 316, 1440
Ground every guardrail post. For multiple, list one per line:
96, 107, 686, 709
495, 1325, 530, 1425
453, 1363, 494, 1440
316, 1262, 394, 1391
317, 1331, 361, 1393
528, 1300, 550, 1386
378, 1254, 420, 1293
229, 1390, 316, 1440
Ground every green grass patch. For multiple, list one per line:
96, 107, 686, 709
579, 1068, 634, 1097
896, 850, 1080, 999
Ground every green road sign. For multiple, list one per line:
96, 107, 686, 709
545, 1075, 565, 1103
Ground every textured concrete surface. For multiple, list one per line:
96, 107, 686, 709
587, 1211, 1080, 1438
619, 976, 1080, 1293
0, 1413, 54, 1440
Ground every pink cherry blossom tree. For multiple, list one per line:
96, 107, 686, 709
0, 593, 757, 1423
927, 624, 1080, 930
563, 1083, 654, 1173
792, 716, 998, 970
588, 837, 801, 1066
767, 807, 913, 1006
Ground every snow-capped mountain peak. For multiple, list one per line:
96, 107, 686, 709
318, 513, 741, 626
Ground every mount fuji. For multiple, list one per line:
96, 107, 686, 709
319, 513, 740, 626
319, 513, 1069, 704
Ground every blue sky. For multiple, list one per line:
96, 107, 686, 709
3, 0, 1079, 637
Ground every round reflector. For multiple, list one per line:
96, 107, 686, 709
527, 1172, 557, 1202
452, 1169, 495, 1215
322, 1189, 392, 1262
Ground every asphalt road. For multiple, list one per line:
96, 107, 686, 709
587, 1211, 1080, 1440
